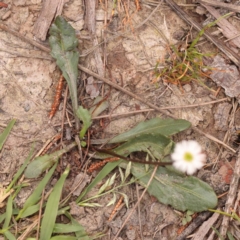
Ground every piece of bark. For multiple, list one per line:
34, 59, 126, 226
198, 0, 240, 13
214, 102, 232, 131
176, 211, 212, 240
192, 212, 220, 240
202, 4, 240, 48
85, 0, 105, 83
84, 0, 96, 35
33, 0, 64, 41
220, 149, 240, 237
210, 55, 240, 103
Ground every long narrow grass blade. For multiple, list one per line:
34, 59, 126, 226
40, 165, 70, 240
76, 161, 121, 203
53, 223, 86, 233
20, 204, 40, 219
64, 211, 92, 239
0, 119, 15, 150
2, 196, 16, 240
16, 162, 57, 219
0, 213, 5, 224
50, 236, 76, 240
3, 230, 16, 240
0, 208, 18, 225
3, 195, 12, 229
71, 217, 92, 240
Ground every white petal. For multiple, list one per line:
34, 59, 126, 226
186, 166, 196, 175
171, 140, 205, 175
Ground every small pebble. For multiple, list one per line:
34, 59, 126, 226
183, 84, 191, 92
2, 10, 11, 20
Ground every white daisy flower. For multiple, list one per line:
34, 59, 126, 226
171, 140, 206, 175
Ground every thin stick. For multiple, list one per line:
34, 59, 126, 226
92, 98, 228, 119
198, 0, 240, 13
136, 183, 144, 240
61, 85, 69, 143
113, 166, 158, 240
0, 23, 51, 53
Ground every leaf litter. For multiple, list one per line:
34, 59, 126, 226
0, 0, 240, 239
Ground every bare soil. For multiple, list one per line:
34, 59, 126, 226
1, 0, 240, 239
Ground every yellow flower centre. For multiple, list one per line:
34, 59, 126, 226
184, 152, 193, 162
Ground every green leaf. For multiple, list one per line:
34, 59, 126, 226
49, 16, 79, 125
96, 133, 173, 160
3, 230, 16, 240
227, 231, 235, 240
40, 165, 70, 240
50, 236, 76, 240
186, 215, 192, 222
19, 204, 40, 219
2, 197, 16, 239
24, 142, 76, 178
0, 119, 16, 150
108, 118, 191, 143
182, 218, 187, 225
70, 216, 92, 240
130, 164, 218, 212
17, 162, 57, 219
3, 195, 13, 230
76, 106, 92, 139
53, 223, 86, 233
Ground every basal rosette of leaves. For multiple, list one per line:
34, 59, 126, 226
83, 118, 218, 212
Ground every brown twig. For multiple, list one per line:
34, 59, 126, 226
198, 0, 240, 13
0, 23, 50, 53
40, 134, 61, 156
92, 98, 228, 120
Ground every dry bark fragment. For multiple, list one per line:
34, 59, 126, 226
199, 0, 240, 13
202, 4, 240, 48
210, 55, 240, 103
33, 0, 64, 41
220, 149, 240, 237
